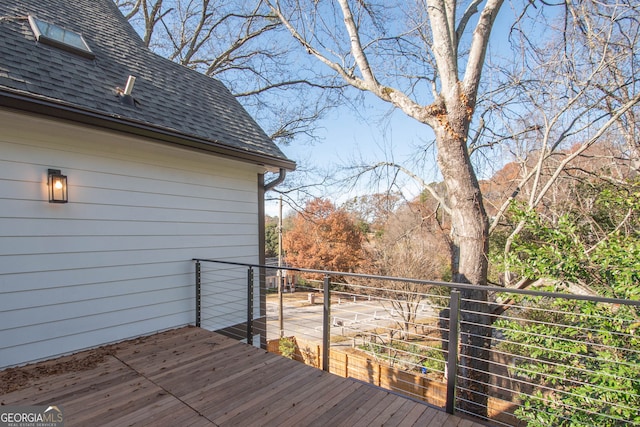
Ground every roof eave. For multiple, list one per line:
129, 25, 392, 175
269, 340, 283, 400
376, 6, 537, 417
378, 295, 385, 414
0, 90, 296, 171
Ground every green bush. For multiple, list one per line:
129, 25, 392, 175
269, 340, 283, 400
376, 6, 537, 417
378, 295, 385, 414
279, 337, 296, 359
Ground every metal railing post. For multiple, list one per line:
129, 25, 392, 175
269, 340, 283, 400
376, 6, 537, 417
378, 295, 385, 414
322, 274, 331, 372
195, 260, 201, 327
446, 289, 461, 414
247, 266, 254, 346
278, 271, 284, 338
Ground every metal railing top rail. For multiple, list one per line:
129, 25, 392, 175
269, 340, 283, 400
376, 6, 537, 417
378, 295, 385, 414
193, 258, 640, 307
195, 259, 639, 425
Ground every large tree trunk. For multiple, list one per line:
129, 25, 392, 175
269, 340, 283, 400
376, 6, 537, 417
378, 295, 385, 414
434, 93, 491, 417
423, 0, 501, 417
268, 0, 502, 417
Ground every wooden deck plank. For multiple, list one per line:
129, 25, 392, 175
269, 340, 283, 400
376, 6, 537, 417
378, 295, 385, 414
279, 379, 363, 426
270, 371, 357, 427
195, 357, 310, 420
0, 327, 489, 427
304, 382, 375, 427
239, 372, 376, 425
412, 406, 442, 426
457, 418, 482, 427
348, 393, 405, 427
158, 340, 274, 380
0, 356, 134, 406
138, 348, 247, 389
121, 329, 233, 363
99, 393, 211, 427
132, 335, 239, 375
392, 400, 434, 426
353, 394, 410, 427
179, 351, 286, 405
106, 330, 197, 366
210, 359, 325, 425
442, 415, 462, 427
427, 408, 453, 427
379, 398, 428, 427
442, 415, 488, 427
145, 344, 273, 396
60, 373, 166, 425
75, 391, 178, 426
311, 381, 387, 427
335, 385, 394, 426
235, 369, 344, 426
118, 330, 237, 376
111, 327, 209, 359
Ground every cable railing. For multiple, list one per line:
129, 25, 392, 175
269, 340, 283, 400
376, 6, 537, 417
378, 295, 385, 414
193, 258, 640, 426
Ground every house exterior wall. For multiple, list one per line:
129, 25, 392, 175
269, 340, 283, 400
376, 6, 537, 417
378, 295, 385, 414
0, 109, 263, 368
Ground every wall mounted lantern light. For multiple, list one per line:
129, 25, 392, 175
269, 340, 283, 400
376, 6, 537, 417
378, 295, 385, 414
48, 169, 68, 203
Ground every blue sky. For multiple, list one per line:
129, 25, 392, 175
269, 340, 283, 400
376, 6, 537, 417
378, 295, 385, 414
266, 101, 438, 216
117, 1, 526, 218
265, 3, 521, 217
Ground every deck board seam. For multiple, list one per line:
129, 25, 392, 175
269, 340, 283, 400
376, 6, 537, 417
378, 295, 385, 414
111, 352, 218, 426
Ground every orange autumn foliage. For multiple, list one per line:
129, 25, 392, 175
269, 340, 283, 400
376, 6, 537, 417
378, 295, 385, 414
283, 198, 365, 278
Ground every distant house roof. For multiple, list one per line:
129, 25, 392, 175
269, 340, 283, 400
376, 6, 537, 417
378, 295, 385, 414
0, 0, 295, 171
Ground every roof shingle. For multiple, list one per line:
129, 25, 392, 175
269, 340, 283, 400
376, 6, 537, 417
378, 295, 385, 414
0, 0, 294, 170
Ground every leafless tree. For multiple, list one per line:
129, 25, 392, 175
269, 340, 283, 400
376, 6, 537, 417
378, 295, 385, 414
263, 0, 640, 415
362, 201, 451, 340
117, 0, 640, 415
483, 1, 640, 288
262, 0, 504, 413
114, 0, 344, 143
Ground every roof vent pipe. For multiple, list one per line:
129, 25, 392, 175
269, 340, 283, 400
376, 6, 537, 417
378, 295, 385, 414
264, 168, 286, 192
124, 75, 136, 96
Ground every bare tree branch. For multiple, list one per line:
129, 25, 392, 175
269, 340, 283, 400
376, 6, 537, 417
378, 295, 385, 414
346, 161, 452, 216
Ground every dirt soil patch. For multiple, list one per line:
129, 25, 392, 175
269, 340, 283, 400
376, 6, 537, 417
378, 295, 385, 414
0, 347, 116, 395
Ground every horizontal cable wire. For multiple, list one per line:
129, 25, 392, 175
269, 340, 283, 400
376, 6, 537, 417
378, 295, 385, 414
195, 259, 640, 425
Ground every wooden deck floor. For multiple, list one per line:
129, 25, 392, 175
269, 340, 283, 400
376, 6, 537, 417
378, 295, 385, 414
0, 327, 487, 426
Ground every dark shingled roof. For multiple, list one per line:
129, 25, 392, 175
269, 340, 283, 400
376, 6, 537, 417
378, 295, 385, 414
0, 0, 295, 170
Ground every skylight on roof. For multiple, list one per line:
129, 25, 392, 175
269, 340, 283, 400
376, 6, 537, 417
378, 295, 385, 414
28, 16, 94, 59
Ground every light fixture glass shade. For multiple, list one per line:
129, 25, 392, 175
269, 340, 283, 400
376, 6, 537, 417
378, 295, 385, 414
48, 169, 68, 203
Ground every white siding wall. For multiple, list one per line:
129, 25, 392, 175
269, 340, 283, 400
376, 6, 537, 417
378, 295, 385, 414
0, 109, 263, 368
